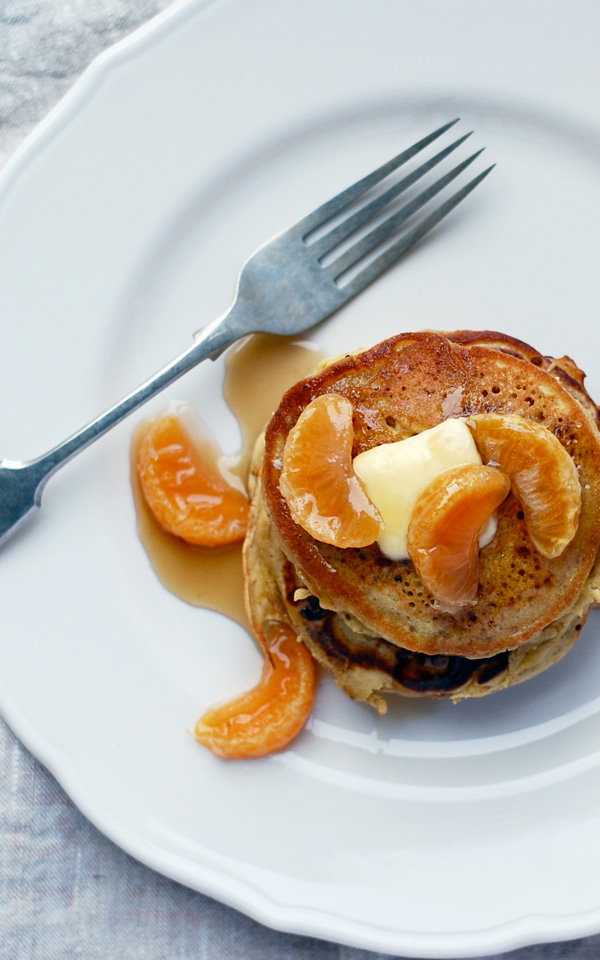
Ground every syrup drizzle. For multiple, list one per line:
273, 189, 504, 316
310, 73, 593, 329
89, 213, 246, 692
131, 334, 323, 629
132, 335, 511, 697
224, 333, 324, 480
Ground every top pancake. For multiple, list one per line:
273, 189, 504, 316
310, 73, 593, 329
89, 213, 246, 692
262, 331, 600, 658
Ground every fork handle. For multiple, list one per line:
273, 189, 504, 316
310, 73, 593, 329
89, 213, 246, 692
0, 311, 243, 547
31, 313, 239, 480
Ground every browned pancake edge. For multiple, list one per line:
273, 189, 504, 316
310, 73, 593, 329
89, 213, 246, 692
261, 331, 600, 659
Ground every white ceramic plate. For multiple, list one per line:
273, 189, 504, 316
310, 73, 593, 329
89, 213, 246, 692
1, 0, 600, 955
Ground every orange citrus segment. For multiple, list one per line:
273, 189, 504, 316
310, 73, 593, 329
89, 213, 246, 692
279, 394, 381, 548
468, 413, 581, 558
195, 620, 317, 759
137, 413, 249, 547
407, 463, 510, 608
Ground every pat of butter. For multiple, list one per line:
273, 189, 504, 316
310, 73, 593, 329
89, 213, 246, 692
353, 418, 495, 560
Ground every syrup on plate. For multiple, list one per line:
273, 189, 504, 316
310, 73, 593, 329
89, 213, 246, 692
131, 333, 322, 629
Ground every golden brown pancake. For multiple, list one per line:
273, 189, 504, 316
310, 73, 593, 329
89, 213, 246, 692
245, 331, 600, 712
244, 462, 594, 713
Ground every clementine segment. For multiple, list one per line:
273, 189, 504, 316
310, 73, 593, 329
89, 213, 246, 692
137, 414, 249, 547
279, 394, 381, 548
195, 620, 317, 758
469, 413, 581, 558
407, 463, 510, 608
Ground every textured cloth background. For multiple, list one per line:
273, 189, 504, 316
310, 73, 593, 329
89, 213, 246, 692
2, 1, 600, 958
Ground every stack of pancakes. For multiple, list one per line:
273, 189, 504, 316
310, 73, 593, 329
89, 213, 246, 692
243, 331, 600, 713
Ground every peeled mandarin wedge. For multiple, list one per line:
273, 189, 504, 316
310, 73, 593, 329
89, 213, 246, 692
195, 620, 317, 759
137, 413, 249, 547
279, 394, 381, 548
468, 413, 581, 558
407, 463, 510, 608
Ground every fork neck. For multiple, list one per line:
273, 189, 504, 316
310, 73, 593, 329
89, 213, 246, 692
28, 310, 243, 484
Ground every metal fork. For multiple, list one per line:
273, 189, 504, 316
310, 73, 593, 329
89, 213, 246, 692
0, 119, 493, 548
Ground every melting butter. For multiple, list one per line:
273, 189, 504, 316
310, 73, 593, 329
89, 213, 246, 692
353, 418, 496, 560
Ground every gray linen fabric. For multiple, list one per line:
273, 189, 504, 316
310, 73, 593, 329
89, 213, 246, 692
3, 717, 600, 960
2, 2, 600, 958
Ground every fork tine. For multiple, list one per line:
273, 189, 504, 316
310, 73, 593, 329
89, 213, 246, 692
296, 119, 460, 238
309, 133, 473, 259
338, 165, 495, 299
328, 149, 485, 278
